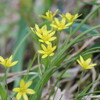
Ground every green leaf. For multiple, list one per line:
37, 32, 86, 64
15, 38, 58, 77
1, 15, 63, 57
65, 23, 99, 34
0, 84, 7, 100
54, 72, 72, 78
12, 18, 29, 87
30, 66, 55, 100
74, 79, 100, 100
80, 0, 100, 5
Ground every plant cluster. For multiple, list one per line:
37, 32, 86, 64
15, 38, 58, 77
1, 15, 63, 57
0, 7, 100, 100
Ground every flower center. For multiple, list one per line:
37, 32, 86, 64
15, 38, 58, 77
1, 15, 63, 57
43, 35, 50, 41
45, 49, 52, 55
58, 22, 65, 28
20, 87, 27, 94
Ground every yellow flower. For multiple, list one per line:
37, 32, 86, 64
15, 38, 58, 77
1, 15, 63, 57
30, 24, 46, 35
38, 43, 56, 58
0, 55, 18, 68
77, 56, 97, 71
39, 9, 58, 21
50, 18, 72, 31
31, 24, 56, 44
38, 31, 56, 44
60, 13, 81, 24
13, 79, 35, 100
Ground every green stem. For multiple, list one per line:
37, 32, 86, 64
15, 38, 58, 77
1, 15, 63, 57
77, 71, 84, 94
38, 54, 42, 77
47, 65, 71, 100
13, 32, 30, 58
77, 91, 100, 98
56, 31, 60, 50
24, 53, 37, 81
62, 26, 72, 48
4, 68, 9, 100
53, 87, 59, 100
44, 56, 50, 71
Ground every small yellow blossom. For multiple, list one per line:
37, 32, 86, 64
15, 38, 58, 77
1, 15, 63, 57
77, 56, 97, 71
38, 31, 56, 44
50, 18, 72, 31
38, 43, 56, 58
60, 13, 81, 24
31, 24, 56, 44
39, 9, 58, 21
0, 55, 18, 68
30, 24, 46, 35
13, 79, 35, 100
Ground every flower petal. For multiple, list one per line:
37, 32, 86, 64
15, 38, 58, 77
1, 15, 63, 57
85, 66, 92, 69
41, 44, 47, 51
89, 63, 97, 67
50, 24, 58, 28
25, 81, 32, 88
38, 50, 45, 54
77, 60, 83, 67
61, 19, 66, 24
86, 58, 91, 65
8, 55, 13, 62
26, 89, 35, 94
42, 25, 47, 30
49, 37, 56, 41
35, 24, 40, 32
65, 22, 72, 27
49, 31, 55, 37
36, 33, 42, 38
45, 41, 50, 44
39, 39, 44, 43
39, 15, 47, 19
30, 27, 35, 33
0, 56, 4, 62
23, 94, 28, 100
53, 9, 58, 16
13, 88, 20, 92
10, 61, 18, 67
55, 18, 59, 25
16, 92, 22, 100
42, 54, 48, 58
80, 56, 84, 64
49, 53, 54, 56
20, 79, 25, 87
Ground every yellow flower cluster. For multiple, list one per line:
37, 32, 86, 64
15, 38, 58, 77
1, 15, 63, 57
60, 13, 81, 24
77, 56, 97, 71
39, 10, 80, 31
0, 9, 98, 100
0, 55, 18, 68
0, 56, 35, 100
13, 79, 35, 100
39, 9, 58, 21
38, 43, 56, 58
30, 24, 56, 58
31, 24, 56, 44
30, 10, 80, 59
50, 18, 72, 31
